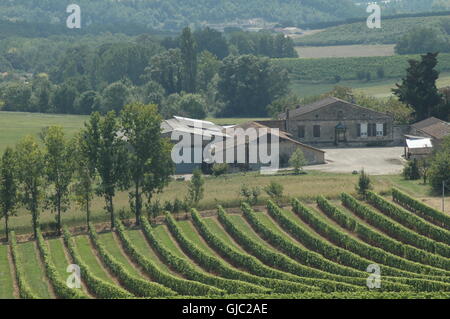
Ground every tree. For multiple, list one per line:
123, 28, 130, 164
186, 169, 204, 208
395, 27, 449, 55
72, 132, 96, 226
289, 148, 307, 174
197, 51, 221, 93
239, 184, 260, 206
15, 136, 45, 238
194, 27, 229, 59
74, 90, 99, 115
393, 53, 442, 122
41, 126, 74, 235
177, 94, 207, 119
145, 49, 183, 95
120, 103, 174, 225
356, 169, 372, 196
52, 82, 78, 114
83, 112, 127, 228
101, 81, 131, 113
429, 138, 450, 193
403, 159, 421, 180
218, 55, 290, 117
419, 158, 431, 184
0, 147, 18, 241
264, 181, 284, 204
180, 27, 198, 93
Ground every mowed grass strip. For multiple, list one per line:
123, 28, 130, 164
17, 242, 52, 298
72, 236, 114, 284
0, 245, 15, 299
202, 217, 242, 250
47, 239, 70, 278
176, 221, 221, 257
125, 230, 173, 273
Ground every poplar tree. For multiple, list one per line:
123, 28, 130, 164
15, 136, 45, 238
120, 103, 174, 224
0, 147, 18, 241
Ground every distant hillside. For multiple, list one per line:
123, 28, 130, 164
295, 14, 450, 46
0, 0, 363, 31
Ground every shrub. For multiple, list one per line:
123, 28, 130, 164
356, 169, 372, 195
212, 163, 229, 177
289, 148, 307, 175
264, 181, 284, 203
239, 184, 261, 205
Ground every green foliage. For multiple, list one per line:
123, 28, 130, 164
115, 219, 220, 296
338, 194, 450, 271
120, 103, 174, 224
403, 159, 421, 180
88, 223, 175, 297
62, 227, 132, 298
9, 232, 39, 299
35, 228, 87, 299
41, 126, 74, 234
289, 148, 307, 174
186, 169, 205, 207
239, 184, 261, 205
218, 55, 290, 117
264, 181, 284, 203
0, 147, 18, 241
371, 193, 450, 250
429, 140, 450, 193
212, 163, 229, 177
356, 169, 372, 196
365, 191, 450, 258
394, 53, 443, 122
392, 188, 450, 228
395, 27, 450, 54
15, 135, 45, 238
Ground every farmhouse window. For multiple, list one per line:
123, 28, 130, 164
298, 126, 305, 138
376, 123, 384, 137
313, 125, 321, 138
383, 123, 387, 136
360, 123, 368, 138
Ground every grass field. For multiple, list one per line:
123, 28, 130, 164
295, 45, 396, 59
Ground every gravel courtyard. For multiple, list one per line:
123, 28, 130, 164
307, 147, 406, 175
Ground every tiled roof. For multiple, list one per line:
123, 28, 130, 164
411, 117, 450, 140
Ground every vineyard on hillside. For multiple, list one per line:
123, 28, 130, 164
274, 53, 450, 83
0, 189, 449, 299
295, 15, 450, 46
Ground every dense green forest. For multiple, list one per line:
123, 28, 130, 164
0, 0, 363, 31
0, 26, 296, 118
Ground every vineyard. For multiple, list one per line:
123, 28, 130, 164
0, 188, 449, 299
274, 53, 450, 83
295, 15, 450, 46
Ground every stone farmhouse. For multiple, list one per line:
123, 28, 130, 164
275, 97, 395, 147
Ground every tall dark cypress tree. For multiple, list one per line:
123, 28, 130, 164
393, 52, 442, 122
180, 27, 197, 93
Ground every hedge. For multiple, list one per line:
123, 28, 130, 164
140, 215, 266, 294
35, 229, 87, 299
62, 227, 132, 299
115, 219, 223, 296
9, 232, 39, 299
192, 207, 354, 292
339, 194, 450, 271
88, 224, 175, 298
392, 188, 450, 230
164, 212, 302, 294
365, 191, 450, 258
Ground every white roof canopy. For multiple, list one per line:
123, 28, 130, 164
406, 138, 433, 149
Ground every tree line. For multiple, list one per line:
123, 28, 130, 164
0, 27, 292, 118
0, 103, 176, 240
